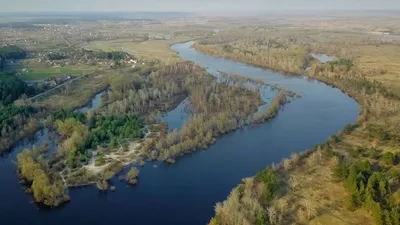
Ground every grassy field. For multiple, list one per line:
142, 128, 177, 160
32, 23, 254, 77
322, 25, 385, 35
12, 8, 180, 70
85, 36, 195, 63
19, 59, 95, 80
34, 69, 119, 110
354, 44, 400, 95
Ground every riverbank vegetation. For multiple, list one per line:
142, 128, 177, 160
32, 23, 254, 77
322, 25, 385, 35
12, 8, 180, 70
203, 25, 400, 225
0, 104, 41, 153
17, 147, 70, 207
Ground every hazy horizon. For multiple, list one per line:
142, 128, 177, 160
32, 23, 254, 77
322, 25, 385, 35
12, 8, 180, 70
1, 0, 400, 12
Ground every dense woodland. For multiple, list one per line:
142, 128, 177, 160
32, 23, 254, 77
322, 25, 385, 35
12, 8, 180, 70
0, 70, 47, 153
0, 45, 27, 71
0, 72, 33, 104
0, 105, 41, 153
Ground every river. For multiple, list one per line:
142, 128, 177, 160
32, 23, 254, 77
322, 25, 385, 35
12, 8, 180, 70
0, 41, 359, 225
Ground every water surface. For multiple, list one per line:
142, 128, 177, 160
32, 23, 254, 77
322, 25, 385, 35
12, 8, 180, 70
311, 53, 335, 63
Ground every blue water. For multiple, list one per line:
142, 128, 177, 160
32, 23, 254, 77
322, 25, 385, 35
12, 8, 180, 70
0, 41, 359, 225
311, 53, 335, 63
76, 90, 108, 113
160, 97, 191, 131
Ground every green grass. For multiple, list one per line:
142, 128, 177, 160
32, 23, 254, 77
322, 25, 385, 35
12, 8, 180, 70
19, 59, 94, 80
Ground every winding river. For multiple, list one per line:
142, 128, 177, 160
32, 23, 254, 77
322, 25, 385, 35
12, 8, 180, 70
0, 41, 359, 225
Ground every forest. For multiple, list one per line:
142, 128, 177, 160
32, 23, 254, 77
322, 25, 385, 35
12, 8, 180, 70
0, 72, 33, 104
85, 115, 144, 149
0, 45, 27, 71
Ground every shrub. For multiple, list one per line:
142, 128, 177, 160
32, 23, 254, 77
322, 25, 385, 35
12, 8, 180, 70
95, 154, 106, 166
126, 167, 140, 185
381, 152, 396, 166
332, 160, 349, 181
329, 134, 340, 144
255, 167, 278, 203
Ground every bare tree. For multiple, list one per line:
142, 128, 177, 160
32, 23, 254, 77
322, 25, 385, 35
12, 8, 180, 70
303, 198, 317, 220
267, 206, 278, 225
289, 176, 298, 191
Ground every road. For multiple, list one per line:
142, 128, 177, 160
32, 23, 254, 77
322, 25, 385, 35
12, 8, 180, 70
28, 71, 95, 101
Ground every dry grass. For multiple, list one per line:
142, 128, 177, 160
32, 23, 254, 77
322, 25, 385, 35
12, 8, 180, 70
275, 154, 373, 225
354, 44, 400, 95
35, 69, 119, 110
84, 36, 195, 63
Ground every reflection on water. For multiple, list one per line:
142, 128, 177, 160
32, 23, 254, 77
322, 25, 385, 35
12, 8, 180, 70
160, 97, 191, 131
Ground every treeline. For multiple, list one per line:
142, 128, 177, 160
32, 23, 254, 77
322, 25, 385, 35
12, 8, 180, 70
17, 147, 69, 207
0, 105, 41, 153
194, 35, 311, 74
0, 71, 45, 153
333, 159, 400, 225
0, 45, 27, 71
0, 45, 26, 59
209, 167, 279, 225
89, 50, 129, 61
0, 72, 33, 104
46, 49, 132, 62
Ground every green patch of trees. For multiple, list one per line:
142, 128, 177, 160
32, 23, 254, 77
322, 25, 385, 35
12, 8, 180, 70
0, 105, 37, 131
255, 167, 278, 203
0, 72, 32, 104
0, 104, 40, 152
85, 115, 143, 149
0, 45, 26, 71
0, 45, 26, 60
329, 58, 354, 71
52, 109, 87, 123
333, 159, 400, 225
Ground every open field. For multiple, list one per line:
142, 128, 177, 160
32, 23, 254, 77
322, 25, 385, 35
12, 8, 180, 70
19, 59, 95, 80
34, 69, 118, 110
84, 36, 196, 63
354, 44, 400, 95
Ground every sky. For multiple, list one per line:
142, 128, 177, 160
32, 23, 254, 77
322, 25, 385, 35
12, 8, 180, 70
1, 0, 400, 12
